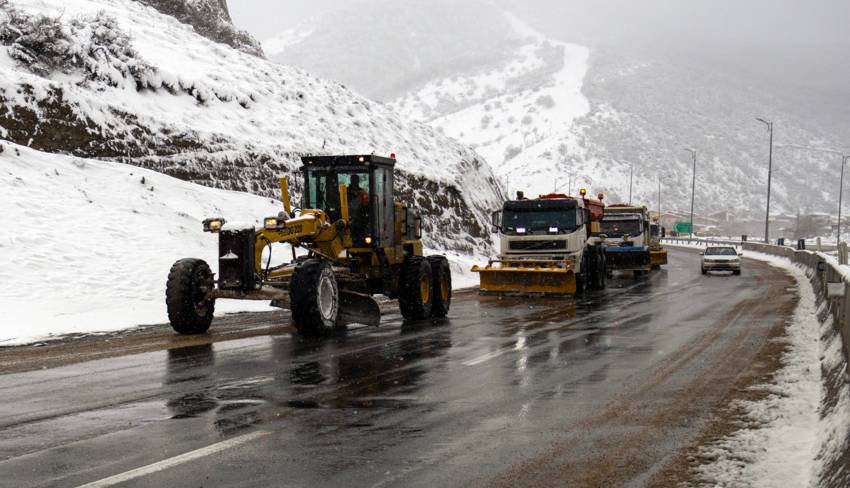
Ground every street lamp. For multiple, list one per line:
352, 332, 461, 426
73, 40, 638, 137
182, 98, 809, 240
628, 161, 634, 205
684, 148, 697, 237
840, 155, 850, 240
756, 118, 774, 243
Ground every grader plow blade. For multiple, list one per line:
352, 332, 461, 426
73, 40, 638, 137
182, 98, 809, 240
338, 290, 381, 327
472, 260, 577, 295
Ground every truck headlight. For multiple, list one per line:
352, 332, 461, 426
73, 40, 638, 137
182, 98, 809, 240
365, 236, 373, 244
203, 218, 225, 233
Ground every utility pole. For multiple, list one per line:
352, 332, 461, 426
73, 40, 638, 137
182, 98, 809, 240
628, 161, 634, 205
756, 118, 774, 243
685, 148, 697, 237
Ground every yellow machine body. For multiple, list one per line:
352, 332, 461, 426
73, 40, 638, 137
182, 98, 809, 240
650, 248, 668, 267
472, 259, 577, 295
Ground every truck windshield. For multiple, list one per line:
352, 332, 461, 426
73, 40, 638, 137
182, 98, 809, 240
502, 200, 578, 234
598, 219, 642, 237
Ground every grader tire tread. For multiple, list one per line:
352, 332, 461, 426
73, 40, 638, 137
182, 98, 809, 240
399, 257, 434, 321
428, 256, 451, 318
166, 258, 214, 335
290, 259, 338, 337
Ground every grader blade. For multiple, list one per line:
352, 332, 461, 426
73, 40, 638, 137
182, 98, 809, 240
472, 260, 577, 295
338, 290, 381, 327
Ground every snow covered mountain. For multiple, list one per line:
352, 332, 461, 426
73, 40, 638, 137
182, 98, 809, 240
268, 1, 848, 232
0, 0, 503, 256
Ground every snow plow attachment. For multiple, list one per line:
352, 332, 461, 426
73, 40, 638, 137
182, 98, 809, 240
471, 259, 577, 295
650, 248, 668, 268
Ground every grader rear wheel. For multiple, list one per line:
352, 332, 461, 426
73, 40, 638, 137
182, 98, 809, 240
428, 256, 451, 318
291, 259, 339, 336
399, 257, 434, 320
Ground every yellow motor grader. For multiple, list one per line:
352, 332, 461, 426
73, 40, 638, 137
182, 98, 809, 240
165, 155, 452, 336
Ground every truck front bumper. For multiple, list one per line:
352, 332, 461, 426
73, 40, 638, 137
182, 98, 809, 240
605, 246, 651, 271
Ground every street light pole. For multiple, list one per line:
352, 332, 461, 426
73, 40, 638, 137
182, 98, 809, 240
685, 148, 697, 237
628, 161, 633, 205
658, 173, 662, 220
840, 155, 849, 241
756, 118, 774, 243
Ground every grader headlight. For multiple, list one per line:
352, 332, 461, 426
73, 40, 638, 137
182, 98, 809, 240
203, 218, 225, 233
264, 217, 281, 230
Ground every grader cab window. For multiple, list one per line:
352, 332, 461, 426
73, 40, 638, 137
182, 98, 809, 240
305, 169, 371, 243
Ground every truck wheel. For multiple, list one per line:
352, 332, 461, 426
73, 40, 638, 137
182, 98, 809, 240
701, 267, 708, 275
399, 257, 434, 320
588, 252, 606, 291
428, 256, 452, 318
166, 258, 215, 335
291, 259, 339, 336
596, 254, 607, 290
733, 270, 741, 276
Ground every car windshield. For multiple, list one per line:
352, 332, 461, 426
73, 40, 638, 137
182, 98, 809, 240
597, 219, 642, 237
705, 247, 737, 256
502, 201, 579, 234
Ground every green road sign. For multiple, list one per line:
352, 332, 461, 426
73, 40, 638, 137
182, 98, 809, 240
675, 221, 693, 234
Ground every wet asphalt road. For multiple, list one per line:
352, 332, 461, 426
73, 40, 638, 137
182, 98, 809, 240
0, 249, 795, 488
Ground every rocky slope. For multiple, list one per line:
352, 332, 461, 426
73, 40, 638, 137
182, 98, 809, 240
0, 0, 503, 256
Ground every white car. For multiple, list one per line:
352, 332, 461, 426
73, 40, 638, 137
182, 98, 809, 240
701, 246, 742, 275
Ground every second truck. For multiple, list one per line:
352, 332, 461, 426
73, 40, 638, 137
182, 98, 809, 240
472, 190, 607, 295
594, 204, 666, 276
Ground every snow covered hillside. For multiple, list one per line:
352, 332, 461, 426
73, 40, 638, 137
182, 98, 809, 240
392, 14, 591, 199
0, 143, 281, 345
268, 1, 848, 226
0, 0, 503, 256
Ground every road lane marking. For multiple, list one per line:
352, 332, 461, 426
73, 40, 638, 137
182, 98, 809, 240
76, 430, 270, 488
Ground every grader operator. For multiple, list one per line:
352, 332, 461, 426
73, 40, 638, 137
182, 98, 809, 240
165, 155, 452, 337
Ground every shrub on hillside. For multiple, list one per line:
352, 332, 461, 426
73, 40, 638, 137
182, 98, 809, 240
0, 2, 157, 87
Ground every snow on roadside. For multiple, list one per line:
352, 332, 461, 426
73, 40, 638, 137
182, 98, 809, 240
665, 242, 848, 487
0, 143, 282, 346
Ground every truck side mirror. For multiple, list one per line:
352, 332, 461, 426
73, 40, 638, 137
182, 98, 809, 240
491, 210, 502, 233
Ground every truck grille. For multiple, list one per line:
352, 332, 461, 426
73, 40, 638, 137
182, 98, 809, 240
509, 240, 567, 251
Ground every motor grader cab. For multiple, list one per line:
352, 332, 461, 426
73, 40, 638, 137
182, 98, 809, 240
595, 205, 653, 275
165, 154, 452, 337
471, 190, 607, 295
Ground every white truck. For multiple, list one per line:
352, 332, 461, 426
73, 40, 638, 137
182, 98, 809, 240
473, 191, 607, 294
595, 204, 653, 276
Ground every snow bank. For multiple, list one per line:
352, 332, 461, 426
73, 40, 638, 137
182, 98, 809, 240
0, 142, 283, 345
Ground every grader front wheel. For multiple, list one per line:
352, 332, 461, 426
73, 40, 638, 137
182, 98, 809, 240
290, 259, 339, 336
166, 258, 215, 335
399, 257, 434, 320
